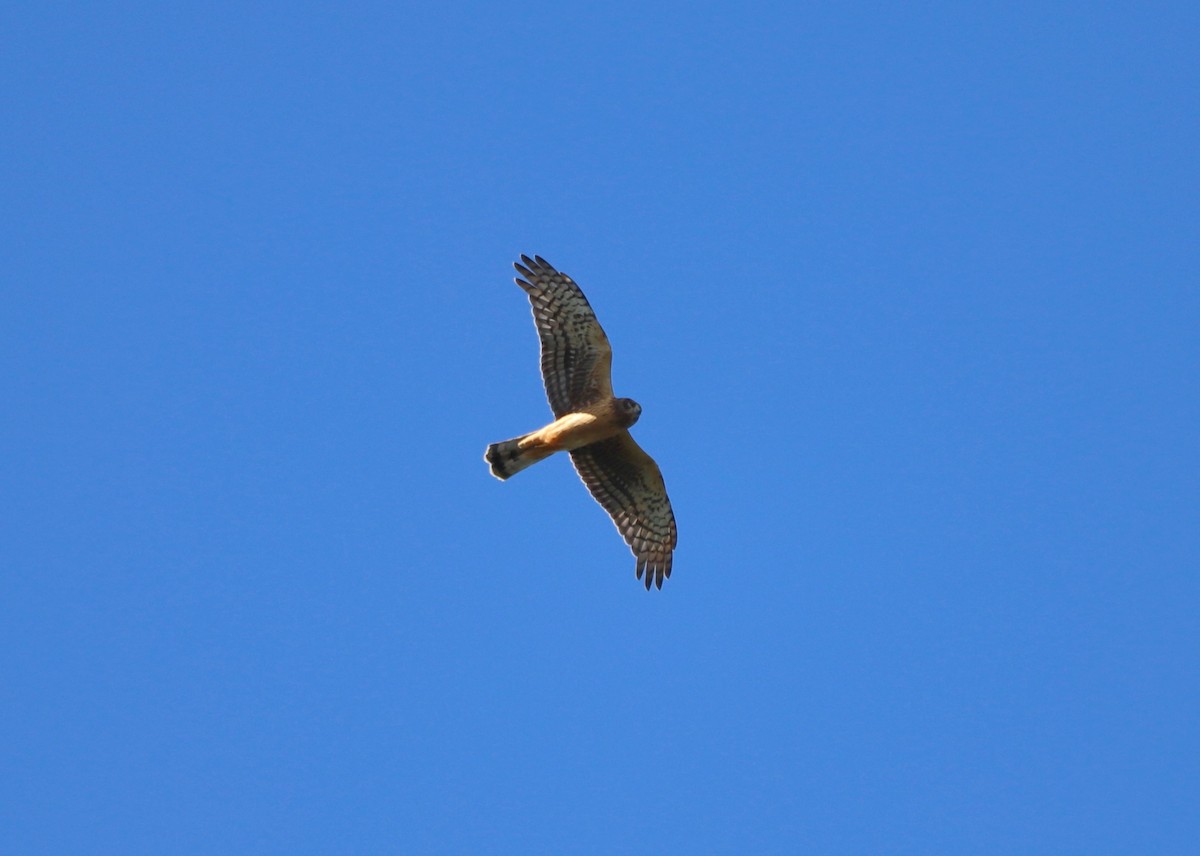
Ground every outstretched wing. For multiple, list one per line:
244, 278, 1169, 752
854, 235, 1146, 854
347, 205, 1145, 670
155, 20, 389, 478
513, 255, 613, 418
570, 432, 678, 590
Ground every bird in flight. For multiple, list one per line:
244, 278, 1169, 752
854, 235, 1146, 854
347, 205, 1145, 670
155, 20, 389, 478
485, 255, 678, 589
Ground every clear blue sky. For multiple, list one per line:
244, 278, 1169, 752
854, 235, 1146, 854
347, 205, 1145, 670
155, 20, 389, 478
4, 2, 1197, 853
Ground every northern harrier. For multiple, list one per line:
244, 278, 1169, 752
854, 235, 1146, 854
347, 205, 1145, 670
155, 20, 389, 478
485, 255, 678, 589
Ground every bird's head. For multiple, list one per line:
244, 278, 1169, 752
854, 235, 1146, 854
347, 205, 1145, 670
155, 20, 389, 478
617, 397, 642, 427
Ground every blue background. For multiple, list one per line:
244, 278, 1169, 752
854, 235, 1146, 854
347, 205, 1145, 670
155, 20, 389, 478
4, 2, 1197, 853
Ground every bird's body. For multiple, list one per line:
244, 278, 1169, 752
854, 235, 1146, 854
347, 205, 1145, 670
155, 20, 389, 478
485, 255, 677, 589
486, 398, 638, 479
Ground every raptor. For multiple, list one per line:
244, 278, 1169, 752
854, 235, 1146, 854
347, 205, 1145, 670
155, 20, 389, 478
485, 255, 678, 589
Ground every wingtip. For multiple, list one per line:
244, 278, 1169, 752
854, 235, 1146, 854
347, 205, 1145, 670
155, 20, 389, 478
514, 254, 555, 273
635, 553, 675, 590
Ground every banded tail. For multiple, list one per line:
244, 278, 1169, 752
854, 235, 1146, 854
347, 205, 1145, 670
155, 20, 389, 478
485, 434, 552, 480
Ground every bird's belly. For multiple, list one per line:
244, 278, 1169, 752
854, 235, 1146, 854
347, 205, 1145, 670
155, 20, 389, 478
538, 410, 621, 451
